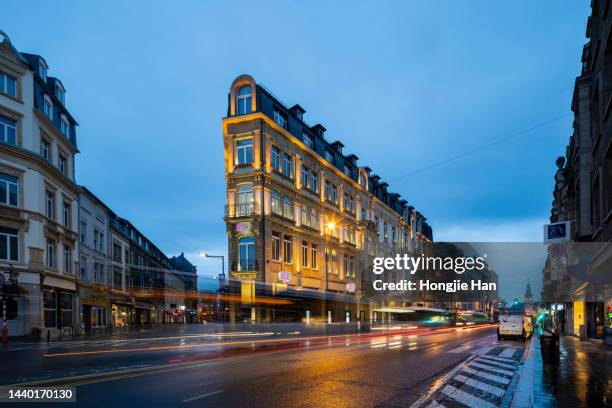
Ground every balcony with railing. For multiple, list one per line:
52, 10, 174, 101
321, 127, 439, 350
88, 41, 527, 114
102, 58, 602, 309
225, 202, 260, 218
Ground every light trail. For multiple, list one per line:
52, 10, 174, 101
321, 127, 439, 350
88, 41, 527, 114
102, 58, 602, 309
44, 324, 494, 358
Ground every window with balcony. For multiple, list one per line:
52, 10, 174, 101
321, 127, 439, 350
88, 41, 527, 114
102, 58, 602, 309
271, 146, 280, 170
273, 107, 287, 129
272, 232, 281, 261
0, 173, 18, 206
236, 184, 254, 216
0, 227, 18, 262
0, 72, 16, 98
0, 115, 16, 146
311, 244, 318, 269
238, 236, 255, 270
271, 191, 282, 215
303, 132, 313, 149
236, 86, 252, 115
45, 191, 55, 219
283, 235, 292, 263
43, 95, 53, 121
40, 138, 50, 161
283, 154, 293, 178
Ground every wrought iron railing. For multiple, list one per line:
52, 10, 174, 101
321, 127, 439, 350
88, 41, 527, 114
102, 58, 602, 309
225, 202, 260, 217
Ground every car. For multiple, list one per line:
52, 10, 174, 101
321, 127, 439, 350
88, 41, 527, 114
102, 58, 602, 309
497, 314, 532, 341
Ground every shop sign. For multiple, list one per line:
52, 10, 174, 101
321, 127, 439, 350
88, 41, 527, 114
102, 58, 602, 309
278, 271, 291, 284
346, 282, 356, 293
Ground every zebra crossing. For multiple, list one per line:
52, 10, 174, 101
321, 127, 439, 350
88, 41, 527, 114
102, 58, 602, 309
413, 343, 525, 408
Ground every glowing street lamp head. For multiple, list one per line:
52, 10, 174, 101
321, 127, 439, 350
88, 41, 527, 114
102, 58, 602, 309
327, 222, 336, 231
199, 251, 208, 257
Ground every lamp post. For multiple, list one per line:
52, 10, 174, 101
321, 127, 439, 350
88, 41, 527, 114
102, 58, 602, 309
200, 252, 226, 322
199, 252, 225, 288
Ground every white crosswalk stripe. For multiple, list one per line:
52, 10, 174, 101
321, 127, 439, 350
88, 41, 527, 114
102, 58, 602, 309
462, 367, 511, 385
476, 354, 517, 363
499, 347, 517, 358
474, 357, 517, 370
440, 384, 497, 408
473, 346, 494, 355
454, 374, 506, 398
469, 362, 514, 376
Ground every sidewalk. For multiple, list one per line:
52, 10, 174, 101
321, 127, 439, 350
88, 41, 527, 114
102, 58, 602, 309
511, 334, 611, 407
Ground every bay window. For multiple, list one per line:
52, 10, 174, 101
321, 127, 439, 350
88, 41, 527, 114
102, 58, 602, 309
236, 138, 253, 165
0, 115, 16, 146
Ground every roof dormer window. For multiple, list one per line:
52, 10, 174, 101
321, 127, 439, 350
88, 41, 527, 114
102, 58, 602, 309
38, 59, 48, 82
236, 85, 252, 115
273, 107, 287, 129
55, 82, 65, 105
303, 132, 313, 149
43, 95, 53, 121
60, 115, 69, 136
325, 149, 334, 164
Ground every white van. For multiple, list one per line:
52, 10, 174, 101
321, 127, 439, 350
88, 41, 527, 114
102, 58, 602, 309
497, 314, 532, 341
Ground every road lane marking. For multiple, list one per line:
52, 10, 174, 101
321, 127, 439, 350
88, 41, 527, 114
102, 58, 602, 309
468, 362, 514, 376
448, 345, 471, 353
499, 347, 517, 358
474, 357, 516, 370
0, 361, 221, 393
440, 384, 496, 408
182, 389, 224, 403
462, 367, 510, 385
453, 374, 505, 398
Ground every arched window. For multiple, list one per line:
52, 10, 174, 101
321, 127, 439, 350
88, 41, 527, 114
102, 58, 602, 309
236, 85, 252, 115
238, 236, 255, 270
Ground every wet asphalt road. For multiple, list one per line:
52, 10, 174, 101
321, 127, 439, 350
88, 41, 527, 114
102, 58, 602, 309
0, 325, 507, 407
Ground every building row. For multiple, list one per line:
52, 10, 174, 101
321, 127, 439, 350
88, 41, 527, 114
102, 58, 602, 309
545, 1, 612, 340
223, 74, 436, 323
0, 32, 197, 338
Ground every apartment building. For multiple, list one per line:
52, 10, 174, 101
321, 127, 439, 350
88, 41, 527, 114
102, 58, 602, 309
0, 32, 79, 337
78, 186, 112, 333
223, 74, 432, 323
546, 1, 612, 339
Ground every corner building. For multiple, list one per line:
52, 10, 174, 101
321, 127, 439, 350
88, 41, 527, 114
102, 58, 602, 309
223, 75, 432, 323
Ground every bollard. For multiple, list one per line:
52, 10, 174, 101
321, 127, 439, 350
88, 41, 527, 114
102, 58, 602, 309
1, 320, 8, 349
47, 329, 51, 344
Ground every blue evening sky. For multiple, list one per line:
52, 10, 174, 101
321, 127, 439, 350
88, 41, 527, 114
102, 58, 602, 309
2, 1, 590, 298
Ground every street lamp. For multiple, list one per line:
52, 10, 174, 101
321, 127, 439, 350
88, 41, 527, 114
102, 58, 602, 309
199, 252, 225, 287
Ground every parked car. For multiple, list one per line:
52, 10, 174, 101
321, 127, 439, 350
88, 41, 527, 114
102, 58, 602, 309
498, 314, 532, 341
